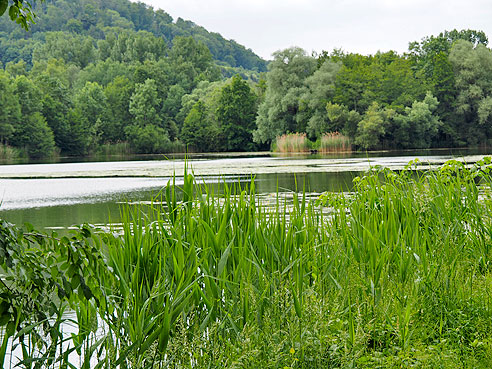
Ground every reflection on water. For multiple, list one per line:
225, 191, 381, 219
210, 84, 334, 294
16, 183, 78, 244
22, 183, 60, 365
1, 146, 490, 166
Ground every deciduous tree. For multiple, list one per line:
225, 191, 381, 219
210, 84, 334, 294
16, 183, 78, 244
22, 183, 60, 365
355, 102, 394, 150
254, 47, 316, 144
181, 100, 219, 152
449, 40, 492, 144
216, 75, 257, 151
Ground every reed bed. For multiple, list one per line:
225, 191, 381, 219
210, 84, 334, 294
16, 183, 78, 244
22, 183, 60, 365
274, 133, 310, 153
2, 159, 492, 368
273, 132, 352, 154
318, 132, 352, 153
0, 143, 22, 161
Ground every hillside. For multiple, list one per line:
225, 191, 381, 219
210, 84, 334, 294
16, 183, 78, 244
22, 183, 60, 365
0, 0, 267, 72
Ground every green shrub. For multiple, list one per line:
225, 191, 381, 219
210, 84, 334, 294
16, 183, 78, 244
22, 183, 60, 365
125, 124, 171, 154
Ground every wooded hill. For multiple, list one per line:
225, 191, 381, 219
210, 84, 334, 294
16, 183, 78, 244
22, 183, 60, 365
0, 0, 267, 72
0, 0, 267, 158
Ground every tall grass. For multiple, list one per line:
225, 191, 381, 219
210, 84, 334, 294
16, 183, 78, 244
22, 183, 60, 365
274, 133, 310, 153
2, 158, 492, 367
273, 132, 352, 154
318, 131, 352, 153
0, 143, 22, 162
95, 140, 186, 158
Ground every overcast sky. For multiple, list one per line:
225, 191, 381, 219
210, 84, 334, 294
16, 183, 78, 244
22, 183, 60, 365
140, 0, 492, 60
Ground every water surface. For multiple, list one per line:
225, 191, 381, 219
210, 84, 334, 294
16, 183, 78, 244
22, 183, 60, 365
1, 150, 490, 229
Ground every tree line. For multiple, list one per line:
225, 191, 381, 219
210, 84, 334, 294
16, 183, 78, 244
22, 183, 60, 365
256, 29, 492, 150
0, 33, 262, 158
0, 0, 267, 158
0, 0, 267, 72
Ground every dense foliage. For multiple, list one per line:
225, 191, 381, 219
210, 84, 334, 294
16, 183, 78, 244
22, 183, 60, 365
0, 0, 265, 158
0, 0, 267, 71
1, 0, 492, 157
256, 30, 492, 150
2, 160, 492, 367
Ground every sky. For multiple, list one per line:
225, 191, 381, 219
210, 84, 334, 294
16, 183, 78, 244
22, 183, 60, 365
139, 0, 492, 60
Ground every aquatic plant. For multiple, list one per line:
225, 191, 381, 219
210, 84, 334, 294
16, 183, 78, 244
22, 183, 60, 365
274, 133, 310, 153
2, 158, 492, 367
318, 131, 352, 153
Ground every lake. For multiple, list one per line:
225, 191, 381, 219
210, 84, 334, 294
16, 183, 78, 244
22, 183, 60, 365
0, 148, 490, 230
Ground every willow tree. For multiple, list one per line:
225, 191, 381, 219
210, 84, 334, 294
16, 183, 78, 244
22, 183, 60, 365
302, 60, 341, 138
254, 47, 317, 145
449, 40, 492, 144
392, 92, 442, 149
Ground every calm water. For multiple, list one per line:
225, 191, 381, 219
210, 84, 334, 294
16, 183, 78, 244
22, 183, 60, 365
1, 149, 490, 230
0, 172, 357, 229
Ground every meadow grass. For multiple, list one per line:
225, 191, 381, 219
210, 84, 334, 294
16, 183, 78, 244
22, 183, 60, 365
2, 159, 492, 368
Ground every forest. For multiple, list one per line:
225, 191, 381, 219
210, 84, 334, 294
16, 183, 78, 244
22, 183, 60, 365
1, 0, 492, 158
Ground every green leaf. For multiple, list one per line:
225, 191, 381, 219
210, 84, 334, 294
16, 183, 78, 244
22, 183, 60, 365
0, 313, 10, 326
70, 274, 80, 290
199, 306, 215, 331
8, 5, 18, 21
292, 285, 302, 319
5, 320, 15, 336
217, 241, 232, 276
0, 0, 7, 17
158, 311, 170, 353
81, 280, 93, 300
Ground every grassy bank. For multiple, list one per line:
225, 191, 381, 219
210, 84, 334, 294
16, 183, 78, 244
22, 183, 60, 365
2, 159, 492, 367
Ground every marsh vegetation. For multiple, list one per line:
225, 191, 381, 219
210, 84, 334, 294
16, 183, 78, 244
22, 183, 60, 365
2, 159, 492, 368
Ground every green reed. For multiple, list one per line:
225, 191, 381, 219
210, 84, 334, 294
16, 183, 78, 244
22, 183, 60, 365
2, 158, 492, 367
